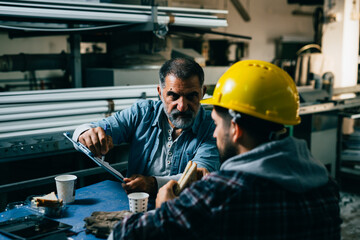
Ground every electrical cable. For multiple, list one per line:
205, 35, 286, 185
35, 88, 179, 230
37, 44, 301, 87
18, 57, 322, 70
296, 43, 321, 56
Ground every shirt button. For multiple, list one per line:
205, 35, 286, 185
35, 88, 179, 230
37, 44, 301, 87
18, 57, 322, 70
168, 144, 171, 148
168, 137, 171, 141
167, 161, 171, 165
168, 152, 172, 156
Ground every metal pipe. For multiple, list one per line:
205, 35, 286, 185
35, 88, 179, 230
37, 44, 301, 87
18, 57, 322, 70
0, 53, 67, 72
0, 85, 158, 104
0, 87, 159, 139
0, 125, 80, 139
0, 100, 140, 122
0, 114, 103, 133
0, 5, 227, 28
0, 100, 109, 115
1, 0, 228, 15
0, 84, 158, 96
0, 98, 142, 115
0, 1, 223, 19
0, 106, 109, 122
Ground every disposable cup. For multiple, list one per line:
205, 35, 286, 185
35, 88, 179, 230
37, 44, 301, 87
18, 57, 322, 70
128, 192, 149, 213
55, 175, 77, 204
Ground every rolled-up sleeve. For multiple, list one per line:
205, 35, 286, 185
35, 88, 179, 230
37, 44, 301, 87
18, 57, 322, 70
191, 135, 220, 172
72, 101, 143, 145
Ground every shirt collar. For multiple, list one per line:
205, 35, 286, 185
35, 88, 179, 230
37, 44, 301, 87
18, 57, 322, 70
191, 106, 205, 134
152, 102, 164, 127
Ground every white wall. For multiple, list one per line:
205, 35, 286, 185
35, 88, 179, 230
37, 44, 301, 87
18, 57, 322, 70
322, 0, 359, 88
221, 0, 317, 62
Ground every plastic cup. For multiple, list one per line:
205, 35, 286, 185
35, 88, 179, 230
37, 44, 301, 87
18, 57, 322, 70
55, 175, 77, 204
128, 192, 149, 213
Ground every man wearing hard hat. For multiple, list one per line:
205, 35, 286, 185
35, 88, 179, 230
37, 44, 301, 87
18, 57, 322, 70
109, 60, 341, 239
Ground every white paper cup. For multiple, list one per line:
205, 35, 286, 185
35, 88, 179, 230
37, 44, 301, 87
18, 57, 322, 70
55, 175, 77, 204
128, 192, 149, 213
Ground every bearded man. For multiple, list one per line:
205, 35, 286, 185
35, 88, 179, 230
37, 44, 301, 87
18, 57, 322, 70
72, 58, 219, 195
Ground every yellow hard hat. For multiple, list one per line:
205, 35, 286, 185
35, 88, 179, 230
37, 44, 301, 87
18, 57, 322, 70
201, 60, 301, 125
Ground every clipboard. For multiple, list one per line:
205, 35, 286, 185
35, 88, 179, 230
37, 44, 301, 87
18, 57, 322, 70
63, 132, 125, 183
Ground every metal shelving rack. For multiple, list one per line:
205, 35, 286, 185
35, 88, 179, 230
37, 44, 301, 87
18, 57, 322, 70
336, 110, 360, 181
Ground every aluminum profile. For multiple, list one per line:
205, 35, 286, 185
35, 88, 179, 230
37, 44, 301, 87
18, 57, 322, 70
0, 0, 228, 28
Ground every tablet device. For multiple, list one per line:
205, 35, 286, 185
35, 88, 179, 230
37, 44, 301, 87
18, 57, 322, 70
0, 215, 72, 240
63, 132, 125, 183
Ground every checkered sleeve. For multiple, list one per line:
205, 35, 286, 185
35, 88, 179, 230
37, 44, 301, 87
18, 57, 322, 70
112, 176, 223, 239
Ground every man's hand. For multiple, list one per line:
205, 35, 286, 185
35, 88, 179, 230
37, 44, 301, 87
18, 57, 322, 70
122, 174, 157, 196
78, 127, 113, 157
156, 180, 177, 208
197, 167, 210, 180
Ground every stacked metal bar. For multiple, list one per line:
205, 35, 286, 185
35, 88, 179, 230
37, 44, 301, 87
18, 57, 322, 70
0, 0, 228, 28
0, 85, 158, 161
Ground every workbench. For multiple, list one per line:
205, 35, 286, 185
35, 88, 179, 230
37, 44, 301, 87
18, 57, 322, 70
0, 180, 148, 240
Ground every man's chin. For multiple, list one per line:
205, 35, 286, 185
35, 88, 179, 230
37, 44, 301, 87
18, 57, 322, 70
172, 118, 194, 129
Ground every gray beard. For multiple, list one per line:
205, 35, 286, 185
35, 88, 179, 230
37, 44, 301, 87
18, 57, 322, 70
165, 108, 195, 129
161, 97, 196, 129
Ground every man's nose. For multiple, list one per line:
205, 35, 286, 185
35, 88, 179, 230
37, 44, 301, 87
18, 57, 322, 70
177, 97, 188, 112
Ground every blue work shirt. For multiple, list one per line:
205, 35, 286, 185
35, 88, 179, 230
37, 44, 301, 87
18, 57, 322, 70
78, 100, 219, 178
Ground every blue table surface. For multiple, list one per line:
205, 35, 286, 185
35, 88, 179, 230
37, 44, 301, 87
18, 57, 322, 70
0, 180, 150, 240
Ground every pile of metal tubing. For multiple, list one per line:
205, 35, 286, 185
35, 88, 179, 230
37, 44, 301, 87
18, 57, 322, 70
0, 0, 228, 28
0, 85, 158, 139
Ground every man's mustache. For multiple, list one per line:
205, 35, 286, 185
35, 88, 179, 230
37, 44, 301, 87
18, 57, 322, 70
171, 109, 193, 118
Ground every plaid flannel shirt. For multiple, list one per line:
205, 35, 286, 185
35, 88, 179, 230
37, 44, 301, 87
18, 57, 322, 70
113, 171, 341, 240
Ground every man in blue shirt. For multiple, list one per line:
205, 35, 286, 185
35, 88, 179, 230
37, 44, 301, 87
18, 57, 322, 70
72, 58, 219, 195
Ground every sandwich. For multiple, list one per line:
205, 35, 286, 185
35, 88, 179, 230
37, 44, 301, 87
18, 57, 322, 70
32, 192, 63, 208
174, 161, 197, 196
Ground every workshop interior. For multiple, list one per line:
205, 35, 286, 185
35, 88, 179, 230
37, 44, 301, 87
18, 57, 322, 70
0, 0, 360, 238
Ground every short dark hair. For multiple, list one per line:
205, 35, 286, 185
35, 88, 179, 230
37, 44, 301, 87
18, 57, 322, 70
159, 58, 204, 88
213, 106, 285, 143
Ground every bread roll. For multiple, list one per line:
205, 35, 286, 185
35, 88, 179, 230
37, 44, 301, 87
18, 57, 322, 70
174, 161, 197, 196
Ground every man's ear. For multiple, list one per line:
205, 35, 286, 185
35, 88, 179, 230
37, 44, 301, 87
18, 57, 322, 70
202, 85, 207, 98
231, 121, 243, 143
157, 85, 162, 98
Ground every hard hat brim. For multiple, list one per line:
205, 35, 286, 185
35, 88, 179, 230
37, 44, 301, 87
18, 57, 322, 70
200, 97, 217, 106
